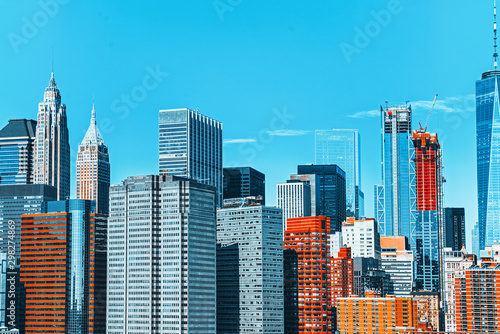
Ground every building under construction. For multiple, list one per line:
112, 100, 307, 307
411, 130, 444, 293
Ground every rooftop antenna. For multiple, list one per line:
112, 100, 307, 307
51, 47, 54, 77
495, 0, 498, 69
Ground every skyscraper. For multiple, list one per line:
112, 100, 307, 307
223, 166, 265, 203
284, 216, 332, 334
444, 207, 466, 251
107, 175, 217, 334
216, 204, 283, 333
33, 72, 70, 201
375, 105, 417, 246
0, 184, 57, 331
297, 164, 346, 233
315, 129, 363, 218
335, 217, 381, 259
20, 199, 107, 334
76, 104, 110, 214
412, 130, 443, 292
0, 119, 36, 185
476, 2, 500, 250
159, 108, 223, 206
289, 174, 320, 215
276, 179, 311, 232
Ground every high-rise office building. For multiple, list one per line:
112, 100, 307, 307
375, 106, 417, 246
289, 174, 320, 216
223, 167, 265, 204
442, 247, 476, 332
276, 180, 311, 232
315, 129, 364, 218
297, 164, 346, 233
33, 72, 70, 201
216, 204, 283, 333
159, 108, 223, 206
284, 216, 332, 334
477, 65, 500, 250
107, 175, 217, 334
412, 130, 443, 292
76, 105, 110, 214
20, 199, 107, 334
444, 207, 466, 251
336, 292, 419, 334
0, 184, 57, 331
0, 119, 36, 185
380, 236, 414, 296
333, 217, 381, 260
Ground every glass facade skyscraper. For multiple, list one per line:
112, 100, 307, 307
375, 106, 417, 248
107, 175, 217, 334
0, 184, 57, 332
476, 71, 500, 249
159, 108, 223, 207
444, 207, 466, 251
315, 129, 363, 218
223, 166, 265, 204
0, 119, 36, 185
216, 204, 283, 333
297, 164, 346, 233
21, 199, 107, 334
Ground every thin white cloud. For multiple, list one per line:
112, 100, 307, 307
223, 138, 257, 145
347, 109, 380, 119
346, 94, 475, 119
267, 129, 310, 136
412, 94, 475, 113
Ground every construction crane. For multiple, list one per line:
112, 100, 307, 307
419, 94, 438, 132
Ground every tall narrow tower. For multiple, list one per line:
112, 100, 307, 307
375, 105, 417, 246
412, 130, 443, 292
477, 0, 500, 250
76, 104, 110, 214
33, 72, 70, 200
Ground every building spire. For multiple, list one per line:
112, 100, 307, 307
495, 0, 498, 69
91, 101, 96, 125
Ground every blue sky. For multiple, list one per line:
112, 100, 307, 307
0, 0, 492, 248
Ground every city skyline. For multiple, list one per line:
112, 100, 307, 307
0, 1, 491, 251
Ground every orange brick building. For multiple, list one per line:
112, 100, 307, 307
20, 200, 106, 334
284, 216, 332, 333
455, 264, 500, 333
337, 292, 418, 334
331, 247, 353, 307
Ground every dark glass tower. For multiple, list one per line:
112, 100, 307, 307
444, 207, 466, 251
297, 164, 346, 233
223, 166, 265, 203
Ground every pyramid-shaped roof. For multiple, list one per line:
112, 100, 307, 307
81, 104, 105, 146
